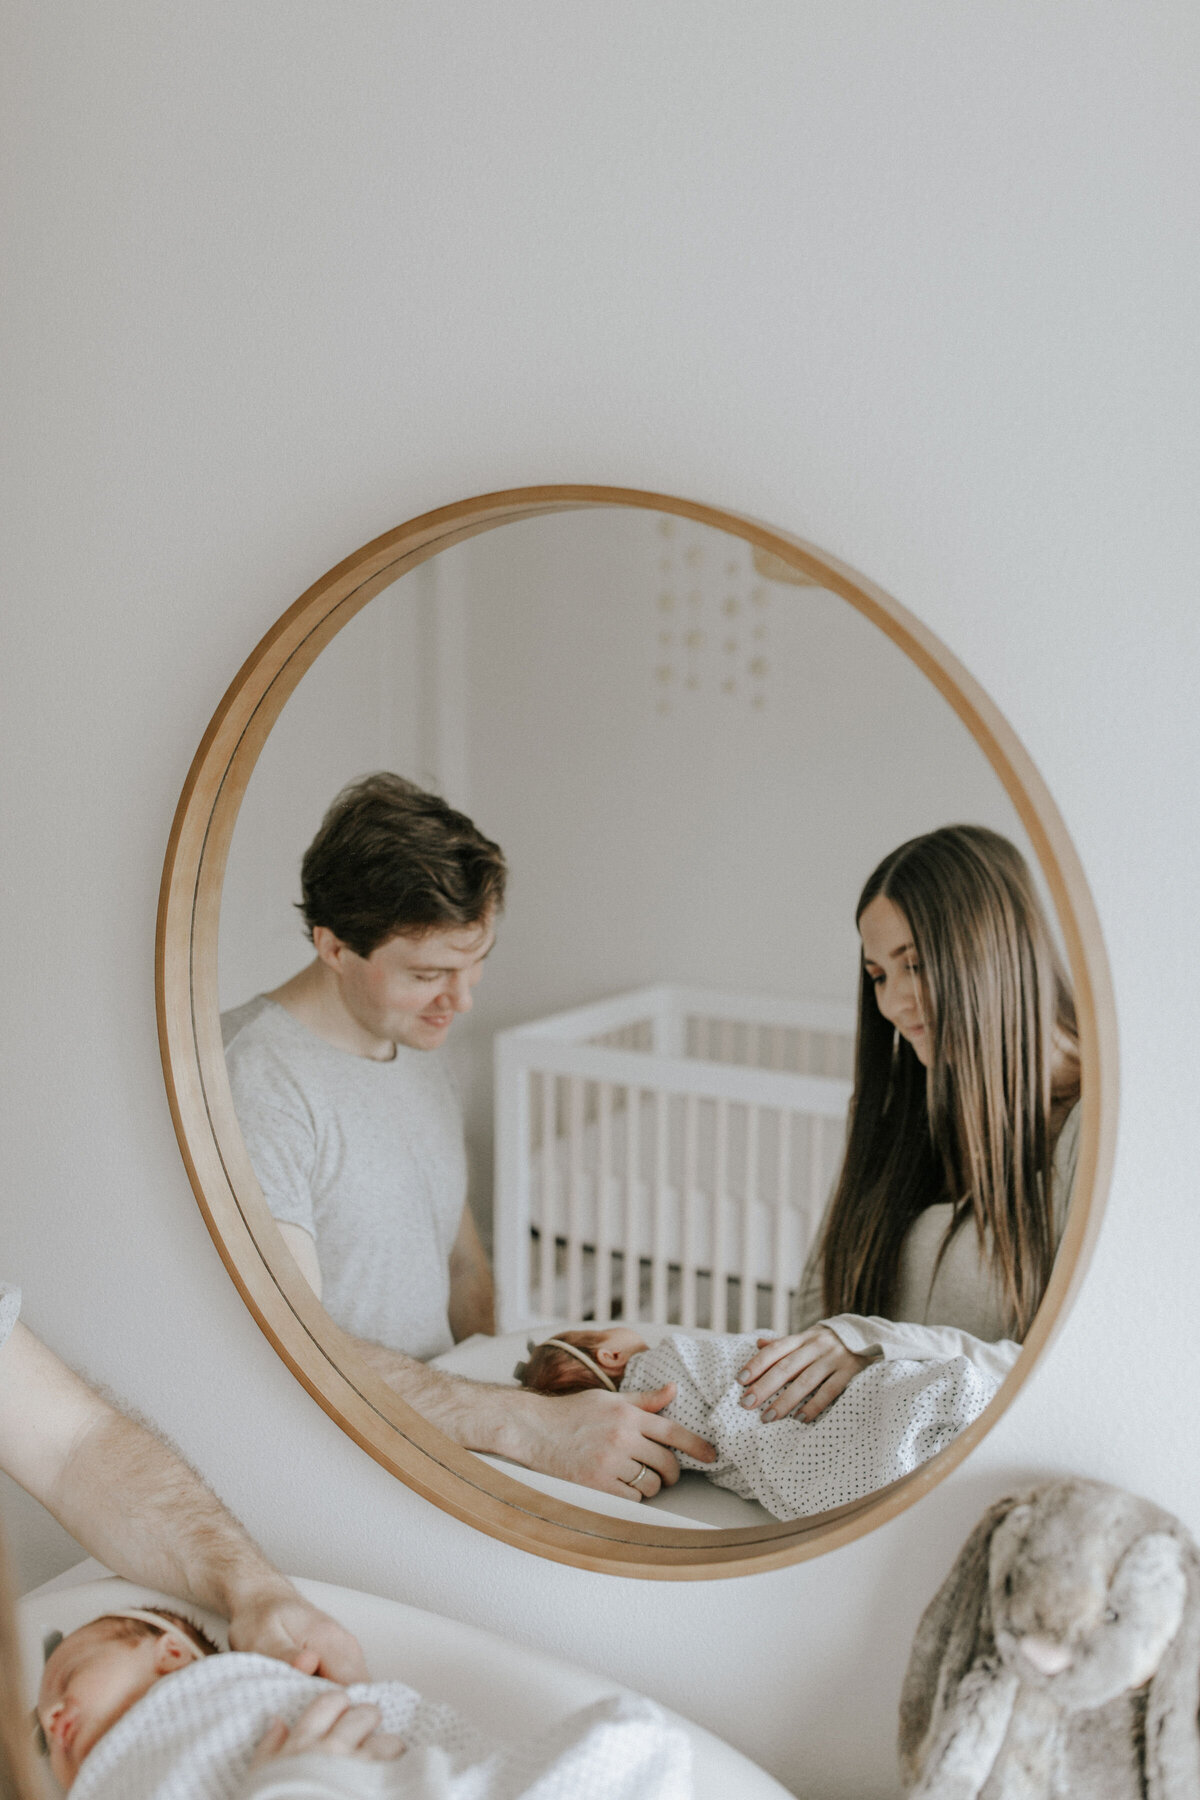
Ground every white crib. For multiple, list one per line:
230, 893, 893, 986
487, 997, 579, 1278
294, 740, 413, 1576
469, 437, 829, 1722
494, 985, 856, 1335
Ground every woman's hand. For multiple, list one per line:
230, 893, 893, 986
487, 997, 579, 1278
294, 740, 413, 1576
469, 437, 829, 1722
252, 1694, 406, 1766
736, 1328, 873, 1422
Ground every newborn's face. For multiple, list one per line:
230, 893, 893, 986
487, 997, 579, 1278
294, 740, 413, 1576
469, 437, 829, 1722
37, 1623, 179, 1788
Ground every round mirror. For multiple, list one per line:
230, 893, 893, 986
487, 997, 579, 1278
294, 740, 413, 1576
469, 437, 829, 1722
157, 486, 1116, 1575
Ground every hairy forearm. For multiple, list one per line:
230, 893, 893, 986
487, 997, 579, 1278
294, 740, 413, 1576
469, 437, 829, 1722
346, 1336, 548, 1463
52, 1404, 292, 1616
446, 1206, 496, 1342
346, 1335, 711, 1495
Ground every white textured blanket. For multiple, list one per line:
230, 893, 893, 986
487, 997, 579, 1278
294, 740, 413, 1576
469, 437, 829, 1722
621, 1333, 1001, 1518
66, 1654, 692, 1800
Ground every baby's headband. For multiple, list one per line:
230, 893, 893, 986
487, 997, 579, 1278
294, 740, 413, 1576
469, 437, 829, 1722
100, 1609, 209, 1663
512, 1337, 618, 1392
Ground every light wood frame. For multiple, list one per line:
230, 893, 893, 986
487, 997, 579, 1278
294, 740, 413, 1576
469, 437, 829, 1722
156, 485, 1118, 1578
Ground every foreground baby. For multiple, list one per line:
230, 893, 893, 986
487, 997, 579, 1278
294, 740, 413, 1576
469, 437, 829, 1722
36, 1606, 690, 1800
517, 1328, 1001, 1519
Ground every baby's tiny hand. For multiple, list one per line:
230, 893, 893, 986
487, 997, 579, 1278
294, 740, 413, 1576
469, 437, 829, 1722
252, 1694, 406, 1766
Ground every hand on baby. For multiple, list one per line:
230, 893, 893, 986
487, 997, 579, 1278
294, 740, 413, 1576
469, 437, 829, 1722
737, 1327, 873, 1422
529, 1384, 716, 1500
253, 1693, 405, 1766
228, 1591, 368, 1683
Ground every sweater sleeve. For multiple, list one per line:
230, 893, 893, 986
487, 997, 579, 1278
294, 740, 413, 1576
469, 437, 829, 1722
819, 1314, 1022, 1384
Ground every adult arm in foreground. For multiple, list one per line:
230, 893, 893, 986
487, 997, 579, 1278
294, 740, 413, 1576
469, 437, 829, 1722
0, 1317, 367, 1680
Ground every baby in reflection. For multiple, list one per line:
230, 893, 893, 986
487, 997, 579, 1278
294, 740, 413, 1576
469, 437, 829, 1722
516, 1328, 1001, 1520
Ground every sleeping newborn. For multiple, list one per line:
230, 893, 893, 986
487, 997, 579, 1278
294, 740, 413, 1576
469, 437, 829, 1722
35, 1607, 226, 1789
517, 1328, 1000, 1519
35, 1606, 691, 1800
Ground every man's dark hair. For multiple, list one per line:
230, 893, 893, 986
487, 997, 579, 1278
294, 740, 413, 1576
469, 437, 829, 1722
298, 773, 507, 958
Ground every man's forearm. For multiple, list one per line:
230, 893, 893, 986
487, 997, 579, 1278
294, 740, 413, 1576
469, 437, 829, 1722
346, 1336, 549, 1463
447, 1261, 495, 1341
0, 1321, 290, 1615
446, 1207, 496, 1341
53, 1403, 293, 1617
0, 1322, 366, 1677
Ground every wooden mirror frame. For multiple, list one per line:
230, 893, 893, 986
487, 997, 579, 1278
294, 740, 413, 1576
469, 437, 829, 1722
156, 485, 1118, 1578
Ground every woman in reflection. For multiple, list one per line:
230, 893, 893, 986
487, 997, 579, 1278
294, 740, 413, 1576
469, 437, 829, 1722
737, 824, 1082, 1425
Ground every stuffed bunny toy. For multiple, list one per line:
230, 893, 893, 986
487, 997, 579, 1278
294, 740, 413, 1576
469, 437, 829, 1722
899, 1477, 1200, 1798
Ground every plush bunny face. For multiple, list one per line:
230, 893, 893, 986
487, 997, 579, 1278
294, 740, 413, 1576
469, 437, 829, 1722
988, 1487, 1188, 1712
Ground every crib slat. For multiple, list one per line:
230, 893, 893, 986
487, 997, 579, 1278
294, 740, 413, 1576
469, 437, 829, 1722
681, 1093, 699, 1330
623, 1084, 641, 1324
739, 1103, 760, 1332
712, 1096, 729, 1331
772, 1109, 793, 1334
650, 1089, 670, 1322
566, 1077, 585, 1322
538, 1073, 557, 1316
595, 1081, 614, 1324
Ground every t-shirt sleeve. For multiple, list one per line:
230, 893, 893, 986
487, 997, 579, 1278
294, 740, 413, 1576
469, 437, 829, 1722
0, 1283, 21, 1356
228, 1091, 320, 1239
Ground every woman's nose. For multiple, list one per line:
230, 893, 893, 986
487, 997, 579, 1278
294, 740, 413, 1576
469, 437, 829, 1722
448, 972, 473, 1012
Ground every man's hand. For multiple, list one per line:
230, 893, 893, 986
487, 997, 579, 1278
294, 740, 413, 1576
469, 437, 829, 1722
228, 1590, 369, 1683
525, 1384, 716, 1501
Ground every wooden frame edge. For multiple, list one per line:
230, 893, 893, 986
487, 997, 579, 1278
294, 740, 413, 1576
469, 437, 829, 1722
155, 484, 1119, 1578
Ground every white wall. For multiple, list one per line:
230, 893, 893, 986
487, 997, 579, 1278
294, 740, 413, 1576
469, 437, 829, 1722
2, 7, 1197, 1797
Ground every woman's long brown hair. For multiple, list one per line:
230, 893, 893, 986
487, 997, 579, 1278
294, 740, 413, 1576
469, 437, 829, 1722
821, 825, 1079, 1339
0, 1528, 37, 1800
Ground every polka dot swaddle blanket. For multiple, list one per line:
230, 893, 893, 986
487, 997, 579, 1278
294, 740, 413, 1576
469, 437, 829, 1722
65, 1653, 692, 1800
620, 1332, 999, 1519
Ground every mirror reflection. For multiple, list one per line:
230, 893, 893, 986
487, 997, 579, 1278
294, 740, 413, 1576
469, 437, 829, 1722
218, 509, 1077, 1530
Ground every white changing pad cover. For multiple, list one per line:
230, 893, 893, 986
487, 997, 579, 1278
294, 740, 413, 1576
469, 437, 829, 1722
67, 1653, 692, 1800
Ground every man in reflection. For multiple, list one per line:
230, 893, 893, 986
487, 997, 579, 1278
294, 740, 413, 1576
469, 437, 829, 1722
222, 773, 714, 1502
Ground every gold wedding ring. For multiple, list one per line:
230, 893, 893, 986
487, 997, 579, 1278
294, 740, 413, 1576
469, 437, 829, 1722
629, 1462, 653, 1492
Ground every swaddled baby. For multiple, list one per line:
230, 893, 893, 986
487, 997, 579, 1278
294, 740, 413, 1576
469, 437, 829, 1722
35, 1606, 691, 1800
33, 1607, 442, 1798
517, 1328, 1000, 1519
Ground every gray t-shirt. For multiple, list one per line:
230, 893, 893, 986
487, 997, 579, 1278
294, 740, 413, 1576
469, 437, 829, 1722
0, 1282, 20, 1355
222, 998, 467, 1359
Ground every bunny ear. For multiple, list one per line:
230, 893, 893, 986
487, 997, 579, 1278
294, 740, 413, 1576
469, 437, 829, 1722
898, 1493, 1025, 1787
1145, 1530, 1200, 1799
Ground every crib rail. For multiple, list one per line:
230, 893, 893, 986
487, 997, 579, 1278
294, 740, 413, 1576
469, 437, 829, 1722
494, 985, 855, 1335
